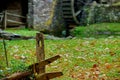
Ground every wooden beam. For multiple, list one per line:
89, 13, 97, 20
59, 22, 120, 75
29, 55, 60, 69
36, 33, 45, 74
7, 19, 25, 25
1, 71, 32, 80
36, 72, 63, 80
6, 12, 26, 18
1, 55, 61, 80
3, 11, 7, 29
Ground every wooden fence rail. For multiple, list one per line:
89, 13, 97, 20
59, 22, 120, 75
0, 10, 26, 29
6, 12, 26, 19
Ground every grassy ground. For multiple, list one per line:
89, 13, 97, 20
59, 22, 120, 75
71, 23, 120, 38
0, 23, 120, 79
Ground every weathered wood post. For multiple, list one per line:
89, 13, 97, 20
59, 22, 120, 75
36, 33, 45, 74
3, 11, 7, 29
35, 33, 63, 80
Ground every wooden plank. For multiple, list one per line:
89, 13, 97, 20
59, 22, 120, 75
7, 19, 25, 25
1, 71, 32, 80
6, 12, 26, 18
36, 33, 45, 74
3, 11, 7, 29
0, 12, 4, 22
1, 55, 61, 80
36, 72, 63, 80
29, 55, 60, 69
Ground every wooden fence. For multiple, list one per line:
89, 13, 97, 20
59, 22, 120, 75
0, 10, 26, 29
1, 33, 63, 80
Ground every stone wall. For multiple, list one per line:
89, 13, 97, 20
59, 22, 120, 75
94, 5, 120, 23
28, 0, 66, 36
32, 0, 54, 31
81, 3, 120, 25
49, 0, 66, 36
27, 0, 34, 29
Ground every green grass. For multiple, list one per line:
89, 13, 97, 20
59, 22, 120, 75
5, 28, 39, 36
71, 23, 120, 38
0, 38, 120, 79
0, 23, 120, 79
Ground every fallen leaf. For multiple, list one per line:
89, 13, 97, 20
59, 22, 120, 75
105, 63, 111, 69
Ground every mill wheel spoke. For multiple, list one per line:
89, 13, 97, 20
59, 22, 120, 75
75, 9, 81, 16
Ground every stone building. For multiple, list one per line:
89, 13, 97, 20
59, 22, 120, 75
0, 0, 65, 36
0, 0, 54, 29
0, 0, 120, 36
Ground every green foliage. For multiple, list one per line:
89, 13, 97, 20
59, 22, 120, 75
71, 23, 120, 38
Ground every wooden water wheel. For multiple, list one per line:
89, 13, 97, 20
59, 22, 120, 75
61, 0, 96, 25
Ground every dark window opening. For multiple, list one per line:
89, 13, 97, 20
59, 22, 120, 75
21, 0, 28, 23
0, 0, 28, 27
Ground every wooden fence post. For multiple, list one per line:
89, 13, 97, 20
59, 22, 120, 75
3, 11, 7, 29
36, 33, 45, 74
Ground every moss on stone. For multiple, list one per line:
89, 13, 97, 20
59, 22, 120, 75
112, 2, 120, 6
44, 1, 56, 26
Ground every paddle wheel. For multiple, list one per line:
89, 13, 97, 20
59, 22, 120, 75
61, 0, 99, 25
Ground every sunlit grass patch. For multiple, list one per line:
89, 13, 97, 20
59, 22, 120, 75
5, 28, 39, 36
